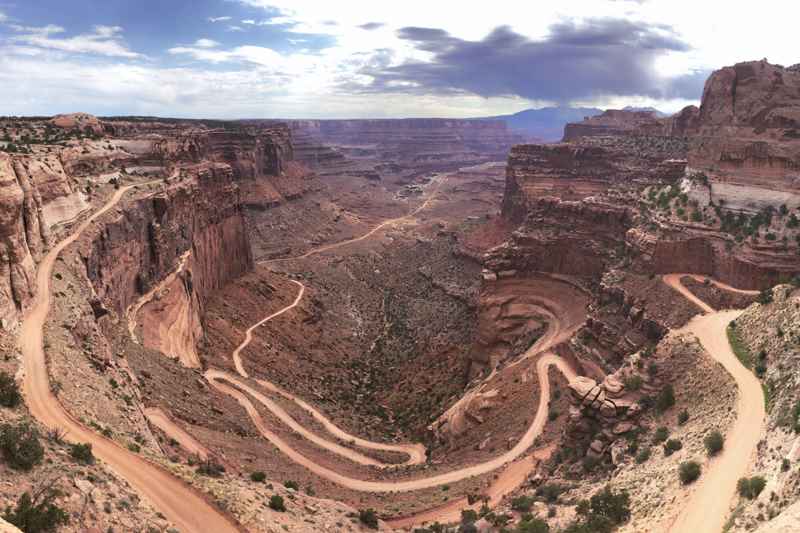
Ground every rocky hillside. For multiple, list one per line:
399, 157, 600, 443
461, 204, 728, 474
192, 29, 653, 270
687, 60, 800, 212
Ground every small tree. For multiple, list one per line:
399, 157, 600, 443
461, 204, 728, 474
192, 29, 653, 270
3, 487, 69, 533
679, 461, 701, 484
677, 410, 689, 426
517, 517, 550, 533
704, 431, 724, 456
0, 423, 45, 471
359, 508, 379, 529
511, 495, 535, 512
0, 372, 21, 408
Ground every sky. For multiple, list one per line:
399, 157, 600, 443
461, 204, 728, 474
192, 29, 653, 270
0, 0, 795, 119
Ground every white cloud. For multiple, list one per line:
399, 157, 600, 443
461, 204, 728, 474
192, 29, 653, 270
227, 25, 245, 32
10, 24, 141, 58
193, 38, 219, 48
208, 16, 232, 23
242, 19, 256, 25
0, 11, 7, 22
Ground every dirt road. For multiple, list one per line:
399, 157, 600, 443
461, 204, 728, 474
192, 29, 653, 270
663, 276, 765, 533
18, 184, 240, 533
259, 171, 448, 265
206, 352, 577, 493
144, 407, 210, 460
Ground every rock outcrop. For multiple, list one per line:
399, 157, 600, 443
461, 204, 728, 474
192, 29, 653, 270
688, 60, 800, 212
85, 163, 253, 317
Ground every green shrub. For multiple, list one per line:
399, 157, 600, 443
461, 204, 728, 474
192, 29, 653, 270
0, 372, 21, 408
359, 508, 379, 529
460, 508, 478, 525
536, 483, 567, 503
653, 427, 669, 444
250, 471, 266, 483
663, 439, 683, 456
623, 375, 643, 391
677, 410, 689, 425
704, 431, 724, 456
3, 488, 69, 533
511, 495, 535, 512
635, 447, 651, 464
516, 516, 550, 533
283, 480, 299, 491
679, 461, 701, 484
565, 486, 630, 533
0, 423, 45, 471
69, 442, 95, 465
737, 476, 766, 499
268, 494, 286, 512
196, 459, 224, 477
655, 385, 675, 413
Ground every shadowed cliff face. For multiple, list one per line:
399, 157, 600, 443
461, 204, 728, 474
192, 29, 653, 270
84, 164, 254, 318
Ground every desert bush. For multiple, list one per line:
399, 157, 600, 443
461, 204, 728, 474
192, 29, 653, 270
0, 423, 44, 471
196, 459, 224, 477
460, 509, 478, 523
565, 486, 630, 533
737, 476, 766, 499
635, 447, 651, 464
0, 372, 21, 408
655, 385, 675, 413
663, 439, 683, 456
679, 461, 701, 484
268, 494, 286, 512
250, 471, 266, 483
359, 508, 379, 529
3, 488, 69, 533
511, 495, 535, 512
536, 483, 567, 503
69, 443, 95, 465
283, 480, 299, 490
623, 375, 643, 391
516, 516, 549, 533
704, 431, 724, 456
677, 410, 689, 425
653, 426, 669, 444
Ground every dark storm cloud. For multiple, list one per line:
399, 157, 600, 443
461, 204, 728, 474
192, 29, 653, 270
360, 18, 707, 102
358, 22, 385, 31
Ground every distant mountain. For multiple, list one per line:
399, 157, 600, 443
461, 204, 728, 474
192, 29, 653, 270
621, 106, 669, 118
478, 106, 604, 142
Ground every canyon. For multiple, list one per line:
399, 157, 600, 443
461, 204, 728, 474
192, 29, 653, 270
0, 58, 798, 533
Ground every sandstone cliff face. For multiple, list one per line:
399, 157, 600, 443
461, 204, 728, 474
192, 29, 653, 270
689, 60, 800, 211
501, 142, 685, 223
85, 163, 253, 318
0, 154, 38, 329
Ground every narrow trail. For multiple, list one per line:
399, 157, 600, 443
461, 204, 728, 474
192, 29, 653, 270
17, 183, 241, 533
144, 407, 210, 460
125, 250, 192, 343
662, 276, 765, 533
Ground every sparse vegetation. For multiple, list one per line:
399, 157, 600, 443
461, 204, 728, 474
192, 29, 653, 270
635, 447, 651, 464
196, 458, 224, 477
283, 480, 299, 491
0, 371, 21, 408
653, 426, 669, 444
704, 430, 724, 456
727, 323, 753, 369
563, 486, 630, 533
3, 487, 69, 532
679, 461, 701, 484
737, 476, 766, 499
516, 516, 550, 532
677, 410, 689, 426
655, 385, 675, 413
511, 495, 535, 512
69, 442, 95, 465
663, 439, 683, 457
250, 471, 266, 483
268, 494, 286, 512
359, 508, 379, 529
0, 422, 45, 471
